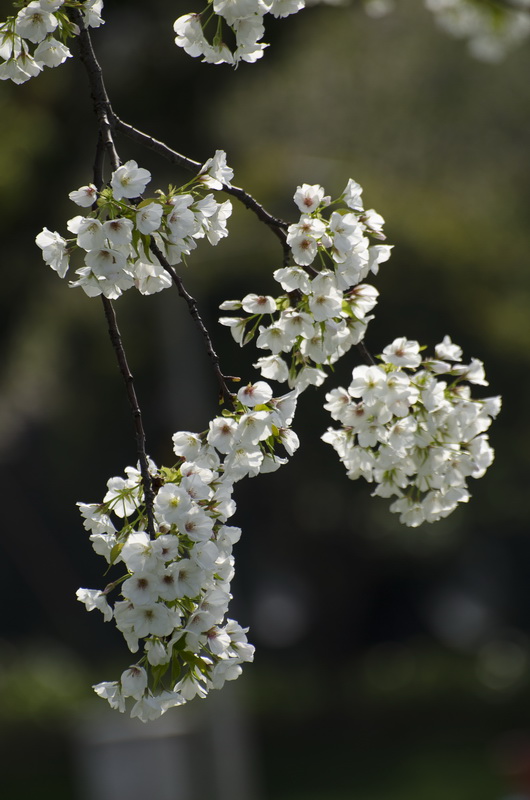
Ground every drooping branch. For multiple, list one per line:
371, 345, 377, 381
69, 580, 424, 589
110, 114, 202, 173
100, 296, 156, 536
149, 240, 237, 408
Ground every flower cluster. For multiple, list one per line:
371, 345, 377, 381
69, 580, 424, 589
0, 0, 103, 84
322, 336, 501, 527
174, 0, 305, 66
220, 180, 392, 392
77, 380, 299, 721
36, 152, 233, 299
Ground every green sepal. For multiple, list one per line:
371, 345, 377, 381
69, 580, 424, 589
276, 295, 291, 312
242, 327, 255, 347
99, 187, 114, 203
341, 299, 354, 318
109, 541, 124, 565
160, 465, 181, 483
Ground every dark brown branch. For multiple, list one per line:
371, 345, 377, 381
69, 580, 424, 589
101, 297, 156, 535
93, 131, 106, 190
109, 113, 290, 256
72, 7, 119, 172
149, 240, 237, 408
110, 114, 201, 173
72, 9, 155, 536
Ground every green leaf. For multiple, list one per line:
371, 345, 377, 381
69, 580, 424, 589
172, 635, 188, 652
151, 662, 169, 691
171, 656, 182, 685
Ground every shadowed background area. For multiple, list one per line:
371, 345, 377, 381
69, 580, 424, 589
1, 1, 530, 797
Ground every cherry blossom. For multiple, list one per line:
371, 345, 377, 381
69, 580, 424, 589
322, 338, 501, 527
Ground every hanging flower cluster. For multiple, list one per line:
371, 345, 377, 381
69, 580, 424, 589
174, 0, 305, 66
36, 152, 233, 299
322, 336, 501, 527
77, 381, 300, 721
219, 180, 392, 391
0, 0, 103, 84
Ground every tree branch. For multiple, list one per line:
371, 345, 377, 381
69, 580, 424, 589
149, 240, 237, 408
72, 7, 119, 172
110, 114, 201, 172
100, 296, 156, 535
109, 112, 290, 257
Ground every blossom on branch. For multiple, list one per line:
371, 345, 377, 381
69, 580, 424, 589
36, 153, 234, 299
220, 177, 389, 391
322, 338, 501, 527
0, 0, 103, 84
77, 381, 303, 721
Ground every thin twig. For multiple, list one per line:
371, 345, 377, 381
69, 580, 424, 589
149, 240, 237, 408
356, 341, 376, 366
110, 112, 290, 256
110, 115, 201, 173
100, 296, 157, 534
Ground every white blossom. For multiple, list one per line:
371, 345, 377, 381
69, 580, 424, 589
111, 160, 151, 200
323, 340, 501, 526
69, 184, 98, 208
